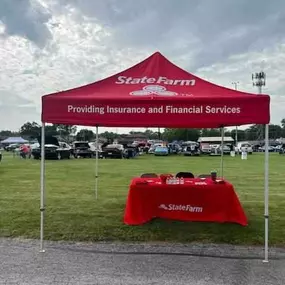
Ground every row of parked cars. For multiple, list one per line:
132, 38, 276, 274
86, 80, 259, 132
145, 141, 285, 156
2, 137, 285, 161
26, 136, 139, 160
144, 141, 232, 157
31, 137, 141, 160
147, 143, 230, 156
31, 137, 94, 159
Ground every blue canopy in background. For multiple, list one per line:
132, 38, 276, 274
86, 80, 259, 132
0, 137, 28, 144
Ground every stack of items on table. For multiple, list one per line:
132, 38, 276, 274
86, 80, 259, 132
166, 176, 184, 184
141, 171, 218, 184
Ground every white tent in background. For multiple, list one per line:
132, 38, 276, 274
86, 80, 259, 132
0, 137, 28, 144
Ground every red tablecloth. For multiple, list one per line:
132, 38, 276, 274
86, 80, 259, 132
124, 178, 248, 226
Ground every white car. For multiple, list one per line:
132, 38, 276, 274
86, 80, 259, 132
148, 143, 163, 154
200, 143, 211, 154
235, 143, 253, 154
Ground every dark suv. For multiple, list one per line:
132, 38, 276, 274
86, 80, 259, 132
102, 144, 124, 159
71, 141, 93, 158
32, 136, 71, 160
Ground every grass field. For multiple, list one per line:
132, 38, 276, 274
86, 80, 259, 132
0, 152, 285, 246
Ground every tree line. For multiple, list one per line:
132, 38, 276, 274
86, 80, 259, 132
0, 119, 285, 142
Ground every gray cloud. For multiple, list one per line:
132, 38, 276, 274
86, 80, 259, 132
0, 91, 36, 107
0, 91, 39, 130
0, 0, 52, 47
62, 0, 285, 69
0, 105, 40, 131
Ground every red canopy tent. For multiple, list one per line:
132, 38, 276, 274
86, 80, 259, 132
40, 52, 270, 260
42, 52, 269, 128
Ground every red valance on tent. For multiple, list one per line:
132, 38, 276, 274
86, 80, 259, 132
42, 52, 270, 128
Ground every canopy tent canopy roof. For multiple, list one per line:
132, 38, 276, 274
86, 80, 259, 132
0, 137, 28, 144
42, 52, 270, 128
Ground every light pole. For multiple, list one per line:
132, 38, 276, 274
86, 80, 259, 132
232, 81, 239, 146
252, 70, 269, 262
252, 72, 266, 141
252, 71, 266, 94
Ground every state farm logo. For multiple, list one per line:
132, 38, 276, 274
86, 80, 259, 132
158, 204, 203, 212
115, 76, 196, 86
159, 204, 169, 210
130, 85, 178, 96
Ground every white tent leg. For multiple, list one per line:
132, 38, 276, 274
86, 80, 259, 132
263, 124, 269, 262
40, 122, 46, 253
95, 126, 99, 199
220, 127, 225, 178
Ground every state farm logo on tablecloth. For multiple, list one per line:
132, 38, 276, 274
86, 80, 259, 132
130, 85, 178, 96
158, 204, 203, 213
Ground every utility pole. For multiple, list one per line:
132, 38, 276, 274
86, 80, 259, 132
252, 71, 266, 141
158, 127, 161, 140
232, 81, 239, 146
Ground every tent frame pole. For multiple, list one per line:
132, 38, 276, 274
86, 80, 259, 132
220, 126, 225, 178
95, 126, 99, 199
263, 124, 269, 262
40, 122, 46, 252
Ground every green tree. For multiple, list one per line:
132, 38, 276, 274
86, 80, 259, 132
76, 129, 95, 141
0, 130, 15, 137
163, 128, 201, 141
242, 124, 283, 140
269, 124, 283, 139
45, 125, 58, 136
201, 128, 221, 137
20, 121, 41, 138
230, 129, 246, 141
244, 125, 262, 141
54, 124, 77, 138
144, 129, 159, 139
100, 131, 119, 141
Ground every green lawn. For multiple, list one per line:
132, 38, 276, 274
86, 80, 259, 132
0, 152, 284, 246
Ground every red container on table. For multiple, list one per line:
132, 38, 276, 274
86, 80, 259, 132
160, 173, 173, 184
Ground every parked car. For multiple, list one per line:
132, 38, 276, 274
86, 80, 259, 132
183, 145, 200, 156
168, 143, 181, 154
102, 144, 124, 158
279, 144, 285, 154
200, 143, 211, 154
258, 146, 275, 152
236, 143, 253, 154
59, 142, 71, 150
88, 142, 103, 158
154, 146, 169, 156
210, 145, 231, 156
148, 143, 163, 154
123, 145, 137, 158
220, 145, 231, 154
30, 143, 40, 149
4, 143, 20, 151
71, 141, 93, 158
32, 136, 71, 160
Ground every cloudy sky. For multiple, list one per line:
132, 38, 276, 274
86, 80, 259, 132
0, 0, 284, 133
